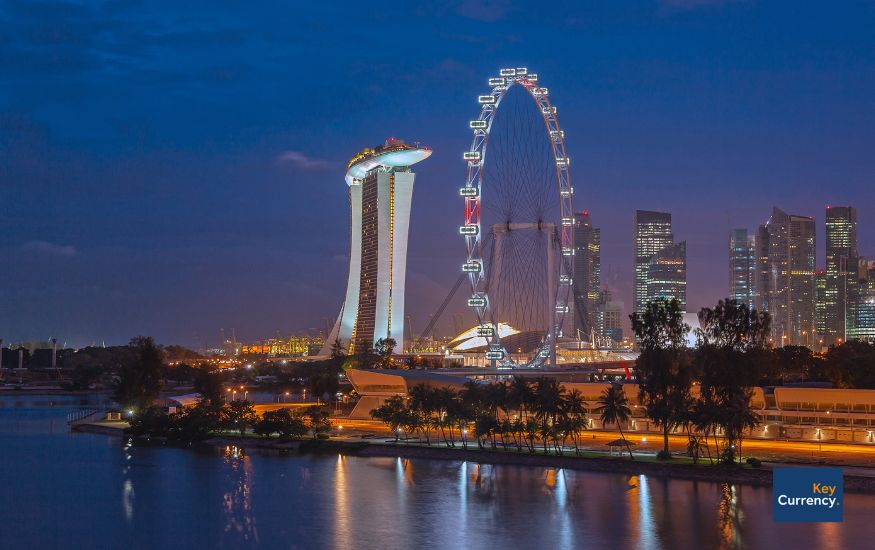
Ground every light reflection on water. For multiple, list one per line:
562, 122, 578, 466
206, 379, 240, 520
2, 397, 875, 549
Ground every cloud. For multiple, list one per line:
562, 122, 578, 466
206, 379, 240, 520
275, 150, 334, 170
22, 240, 78, 257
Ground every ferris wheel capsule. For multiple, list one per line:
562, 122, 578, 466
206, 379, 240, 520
459, 225, 479, 235
499, 68, 517, 77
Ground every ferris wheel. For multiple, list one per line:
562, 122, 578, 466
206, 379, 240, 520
461, 67, 574, 368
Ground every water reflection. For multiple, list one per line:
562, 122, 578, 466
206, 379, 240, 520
718, 483, 743, 550
121, 439, 135, 523
334, 455, 350, 549
4, 400, 875, 549
221, 445, 258, 545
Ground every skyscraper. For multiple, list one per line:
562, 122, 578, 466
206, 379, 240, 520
825, 206, 858, 342
602, 299, 625, 342
572, 210, 601, 338
633, 210, 673, 314
758, 207, 816, 346
729, 228, 757, 309
323, 138, 431, 354
815, 269, 827, 339
647, 241, 687, 312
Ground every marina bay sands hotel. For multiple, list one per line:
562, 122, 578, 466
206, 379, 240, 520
322, 138, 431, 354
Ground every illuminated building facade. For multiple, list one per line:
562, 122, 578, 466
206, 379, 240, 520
815, 269, 827, 338
602, 299, 624, 342
729, 228, 757, 309
572, 211, 601, 338
633, 210, 673, 314
825, 206, 858, 342
647, 241, 687, 312
758, 207, 816, 346
323, 138, 431, 354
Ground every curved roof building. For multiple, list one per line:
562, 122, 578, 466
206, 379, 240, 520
324, 138, 431, 354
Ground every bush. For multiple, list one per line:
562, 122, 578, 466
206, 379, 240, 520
128, 406, 173, 437
255, 408, 308, 440
656, 449, 672, 460
316, 432, 330, 440
746, 457, 762, 467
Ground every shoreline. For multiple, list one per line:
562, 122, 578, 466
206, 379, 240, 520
72, 423, 875, 493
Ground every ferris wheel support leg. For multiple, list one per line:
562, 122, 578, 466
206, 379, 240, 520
545, 228, 558, 368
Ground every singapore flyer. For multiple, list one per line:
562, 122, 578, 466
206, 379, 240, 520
461, 67, 574, 368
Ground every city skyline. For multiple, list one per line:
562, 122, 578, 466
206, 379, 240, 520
3, 2, 875, 347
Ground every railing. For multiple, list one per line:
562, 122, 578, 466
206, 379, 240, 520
67, 409, 103, 425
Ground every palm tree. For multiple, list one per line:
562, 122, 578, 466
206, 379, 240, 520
562, 390, 587, 455
508, 376, 534, 421
532, 377, 566, 453
597, 384, 634, 459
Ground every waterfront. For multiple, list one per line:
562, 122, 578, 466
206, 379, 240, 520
2, 396, 874, 549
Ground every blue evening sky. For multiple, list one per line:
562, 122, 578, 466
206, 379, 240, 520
2, 1, 874, 347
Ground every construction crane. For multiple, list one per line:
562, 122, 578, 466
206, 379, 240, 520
412, 272, 467, 351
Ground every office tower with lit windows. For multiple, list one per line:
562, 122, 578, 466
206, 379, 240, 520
633, 210, 674, 314
825, 206, 858, 342
322, 138, 431, 354
815, 269, 827, 339
757, 207, 816, 346
572, 211, 601, 339
849, 261, 875, 343
729, 228, 757, 309
602, 299, 625, 342
647, 241, 687, 312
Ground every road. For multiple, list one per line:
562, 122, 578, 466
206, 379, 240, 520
330, 418, 875, 468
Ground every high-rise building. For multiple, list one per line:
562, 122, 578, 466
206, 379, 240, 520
323, 138, 431, 354
633, 210, 674, 314
758, 207, 816, 346
754, 224, 770, 315
824, 206, 858, 342
647, 241, 687, 312
602, 299, 625, 342
729, 228, 757, 309
572, 211, 601, 338
849, 261, 875, 343
815, 269, 827, 339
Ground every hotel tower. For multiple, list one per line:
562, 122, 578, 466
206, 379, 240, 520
323, 138, 431, 354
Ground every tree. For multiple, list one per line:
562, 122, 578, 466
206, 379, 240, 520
408, 385, 436, 445
193, 366, 225, 407
561, 389, 587, 455
171, 400, 220, 442
374, 338, 397, 369
694, 298, 768, 464
597, 384, 634, 459
630, 299, 691, 459
255, 408, 308, 440
309, 372, 340, 403
304, 406, 332, 439
128, 406, 173, 438
222, 399, 259, 435
113, 336, 165, 412
329, 338, 346, 369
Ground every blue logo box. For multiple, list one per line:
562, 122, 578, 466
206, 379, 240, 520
773, 467, 843, 523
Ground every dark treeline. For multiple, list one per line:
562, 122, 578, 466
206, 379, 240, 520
371, 298, 853, 465
130, 400, 333, 443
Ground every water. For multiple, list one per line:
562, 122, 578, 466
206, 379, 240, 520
1, 395, 872, 549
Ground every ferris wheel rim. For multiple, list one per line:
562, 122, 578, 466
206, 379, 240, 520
460, 68, 574, 368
